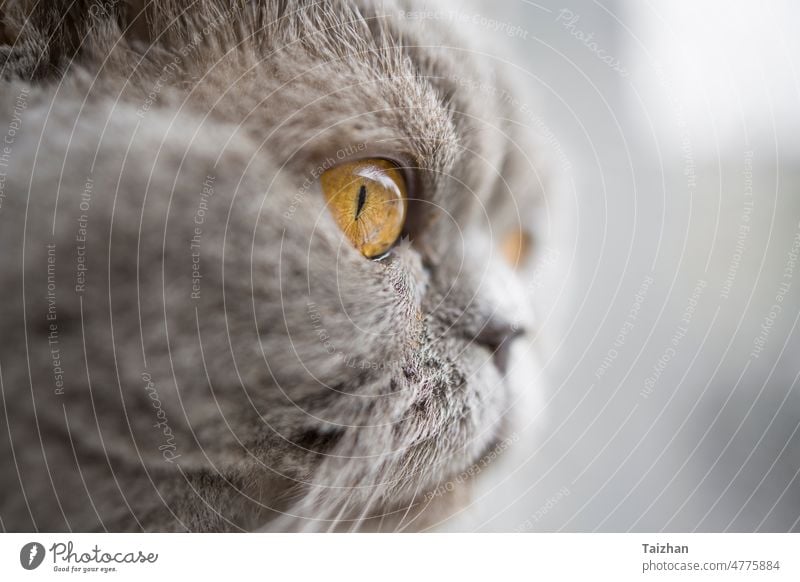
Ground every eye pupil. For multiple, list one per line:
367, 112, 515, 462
355, 184, 367, 219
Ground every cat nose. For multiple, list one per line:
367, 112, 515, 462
472, 316, 525, 375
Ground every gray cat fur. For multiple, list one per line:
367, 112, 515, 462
0, 0, 545, 531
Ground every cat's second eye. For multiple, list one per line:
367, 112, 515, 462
321, 158, 407, 258
501, 228, 532, 269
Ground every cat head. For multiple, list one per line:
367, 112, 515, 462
2, 0, 550, 531
223, 1, 549, 529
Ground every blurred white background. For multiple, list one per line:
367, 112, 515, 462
437, 0, 800, 531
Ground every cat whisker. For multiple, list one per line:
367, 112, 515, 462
349, 481, 382, 533
326, 490, 356, 533
393, 482, 424, 533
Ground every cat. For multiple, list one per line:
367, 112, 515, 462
0, 0, 547, 531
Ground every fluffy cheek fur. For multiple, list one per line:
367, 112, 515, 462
255, 216, 519, 528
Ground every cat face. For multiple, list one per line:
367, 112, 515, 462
0, 0, 547, 531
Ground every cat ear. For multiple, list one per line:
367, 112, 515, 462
1, 0, 143, 77
0, 0, 40, 80
119, 0, 153, 46
0, 0, 18, 46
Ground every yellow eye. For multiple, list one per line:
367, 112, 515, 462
501, 228, 532, 269
320, 158, 407, 258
